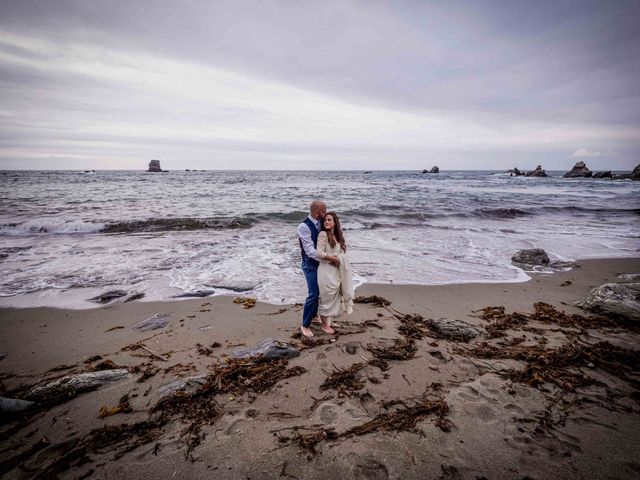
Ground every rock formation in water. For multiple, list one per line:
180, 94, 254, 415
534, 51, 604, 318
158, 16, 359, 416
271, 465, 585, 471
525, 165, 548, 177
563, 161, 592, 178
593, 171, 612, 178
429, 166, 439, 173
506, 167, 523, 176
148, 159, 163, 172
613, 163, 640, 180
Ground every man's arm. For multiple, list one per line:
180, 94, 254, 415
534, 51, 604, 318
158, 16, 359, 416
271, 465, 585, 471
297, 223, 323, 262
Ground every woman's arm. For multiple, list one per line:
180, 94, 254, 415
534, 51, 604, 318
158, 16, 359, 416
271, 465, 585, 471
317, 232, 340, 267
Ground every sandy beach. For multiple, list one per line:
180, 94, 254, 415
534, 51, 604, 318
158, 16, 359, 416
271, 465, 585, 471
1, 257, 639, 479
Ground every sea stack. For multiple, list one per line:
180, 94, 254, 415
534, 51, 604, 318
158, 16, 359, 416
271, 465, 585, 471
429, 166, 440, 173
563, 161, 592, 178
148, 160, 163, 172
506, 167, 524, 176
525, 165, 548, 177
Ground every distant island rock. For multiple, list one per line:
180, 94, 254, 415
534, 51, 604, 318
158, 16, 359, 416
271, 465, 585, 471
613, 163, 640, 180
148, 160, 163, 172
422, 166, 439, 173
563, 161, 592, 178
525, 165, 548, 177
506, 167, 524, 176
593, 171, 612, 178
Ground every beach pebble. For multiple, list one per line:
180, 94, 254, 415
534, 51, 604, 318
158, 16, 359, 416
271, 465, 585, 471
576, 282, 640, 321
345, 343, 357, 355
0, 352, 6, 361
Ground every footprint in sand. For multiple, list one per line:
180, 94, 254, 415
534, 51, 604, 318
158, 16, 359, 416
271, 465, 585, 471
346, 453, 390, 480
315, 400, 367, 427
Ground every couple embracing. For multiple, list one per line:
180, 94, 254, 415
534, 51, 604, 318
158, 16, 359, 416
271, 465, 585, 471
297, 200, 354, 338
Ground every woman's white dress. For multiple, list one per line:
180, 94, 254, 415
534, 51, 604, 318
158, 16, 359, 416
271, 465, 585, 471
317, 231, 354, 317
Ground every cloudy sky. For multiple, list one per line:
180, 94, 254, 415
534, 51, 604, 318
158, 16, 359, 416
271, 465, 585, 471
0, 0, 638, 170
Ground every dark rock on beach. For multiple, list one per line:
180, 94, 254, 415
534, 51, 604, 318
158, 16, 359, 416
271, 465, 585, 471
511, 249, 550, 267
0, 396, 36, 414
89, 290, 128, 303
231, 338, 299, 360
25, 370, 130, 404
426, 318, 481, 342
173, 290, 216, 298
576, 282, 640, 321
563, 161, 592, 178
593, 171, 612, 178
525, 165, 547, 177
134, 313, 170, 331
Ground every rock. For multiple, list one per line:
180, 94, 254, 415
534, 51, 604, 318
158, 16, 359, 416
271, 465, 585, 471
577, 283, 640, 321
364, 171, 372, 174
345, 342, 357, 355
593, 171, 612, 178
25, 369, 129, 404
230, 338, 299, 360
157, 375, 208, 398
0, 352, 6, 361
173, 290, 215, 298
563, 161, 592, 178
506, 167, 523, 176
89, 290, 128, 303
148, 159, 163, 172
426, 318, 481, 342
134, 313, 170, 331
633, 163, 640, 180
511, 248, 550, 267
525, 165, 548, 177
123, 292, 145, 302
429, 166, 440, 173
0, 396, 36, 414
618, 273, 640, 281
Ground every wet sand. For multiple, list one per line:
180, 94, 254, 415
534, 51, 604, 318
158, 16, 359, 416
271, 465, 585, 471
1, 257, 639, 479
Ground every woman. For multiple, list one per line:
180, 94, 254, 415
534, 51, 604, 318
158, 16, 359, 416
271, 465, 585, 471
316, 212, 354, 334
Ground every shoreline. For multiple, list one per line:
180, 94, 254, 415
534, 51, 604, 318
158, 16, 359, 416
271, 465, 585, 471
0, 257, 639, 479
0, 254, 637, 311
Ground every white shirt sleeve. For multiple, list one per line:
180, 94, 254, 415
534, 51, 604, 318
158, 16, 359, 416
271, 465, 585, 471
297, 222, 323, 262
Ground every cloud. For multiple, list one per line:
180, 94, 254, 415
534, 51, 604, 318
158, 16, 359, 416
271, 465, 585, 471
0, 1, 639, 169
570, 148, 607, 158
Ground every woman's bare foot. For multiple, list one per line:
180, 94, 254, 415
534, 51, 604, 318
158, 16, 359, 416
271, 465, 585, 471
320, 317, 335, 334
300, 326, 314, 337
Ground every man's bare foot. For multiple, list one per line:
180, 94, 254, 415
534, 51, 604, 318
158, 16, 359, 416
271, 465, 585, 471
300, 326, 314, 337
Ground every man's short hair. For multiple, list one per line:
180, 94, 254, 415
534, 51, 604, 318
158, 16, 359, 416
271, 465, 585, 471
309, 200, 326, 215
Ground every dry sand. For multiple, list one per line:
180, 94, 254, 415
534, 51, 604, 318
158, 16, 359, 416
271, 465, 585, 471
1, 258, 639, 479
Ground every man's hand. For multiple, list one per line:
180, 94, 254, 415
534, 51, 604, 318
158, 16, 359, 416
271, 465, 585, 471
327, 256, 340, 268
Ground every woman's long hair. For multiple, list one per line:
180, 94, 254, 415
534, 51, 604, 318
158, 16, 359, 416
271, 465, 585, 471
323, 212, 347, 252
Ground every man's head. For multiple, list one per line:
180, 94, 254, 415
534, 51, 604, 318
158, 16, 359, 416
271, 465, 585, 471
309, 200, 327, 220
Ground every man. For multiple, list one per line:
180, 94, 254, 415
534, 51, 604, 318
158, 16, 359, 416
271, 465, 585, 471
297, 200, 338, 337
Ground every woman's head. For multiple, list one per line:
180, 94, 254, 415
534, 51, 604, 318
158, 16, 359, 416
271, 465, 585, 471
323, 212, 347, 252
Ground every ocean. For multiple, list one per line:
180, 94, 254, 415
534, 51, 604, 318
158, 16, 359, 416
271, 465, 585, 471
1, 170, 638, 308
